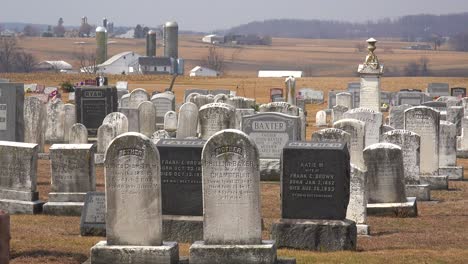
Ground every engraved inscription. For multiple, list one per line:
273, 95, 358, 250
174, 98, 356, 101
84, 194, 105, 224
0, 104, 6, 131
287, 161, 335, 199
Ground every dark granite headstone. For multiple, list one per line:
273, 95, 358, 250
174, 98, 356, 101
281, 141, 350, 220
0, 83, 24, 142
427, 83, 449, 97
156, 139, 205, 216
451, 87, 466, 98
80, 192, 105, 236
395, 91, 426, 106
347, 82, 361, 108
75, 87, 118, 136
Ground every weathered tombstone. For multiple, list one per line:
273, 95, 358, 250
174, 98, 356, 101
226, 96, 256, 109
23, 97, 46, 152
447, 106, 463, 135
91, 132, 179, 264
151, 92, 175, 128
357, 39, 383, 112
421, 101, 447, 112
198, 103, 235, 140
119, 93, 130, 108
45, 98, 65, 142
427, 83, 449, 98
285, 76, 296, 105
298, 108, 306, 140
190, 129, 278, 264
333, 119, 366, 169
270, 88, 284, 102
346, 165, 369, 235
0, 141, 44, 214
382, 130, 430, 201
451, 87, 467, 98
138, 101, 157, 137
118, 107, 139, 132
156, 138, 205, 242
75, 87, 118, 136
128, 88, 150, 108
327, 90, 340, 109
190, 94, 215, 109
405, 106, 448, 190
213, 93, 228, 103
389, 104, 412, 129
151, 130, 171, 144
234, 108, 255, 130
364, 143, 417, 217
347, 82, 361, 108
271, 141, 356, 251
177, 102, 199, 139
43, 144, 95, 216
259, 102, 299, 116
343, 107, 383, 147
69, 123, 88, 144
457, 116, 468, 157
332, 105, 348, 123
184, 88, 209, 102
298, 88, 324, 104
163, 111, 177, 134
439, 121, 463, 180
311, 128, 351, 153
336, 92, 353, 109
315, 110, 327, 127
102, 112, 128, 136
97, 124, 114, 154
0, 210, 9, 264
63, 104, 77, 142
395, 91, 426, 106
80, 192, 106, 236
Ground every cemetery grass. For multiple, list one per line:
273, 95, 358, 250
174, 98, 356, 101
8, 159, 468, 264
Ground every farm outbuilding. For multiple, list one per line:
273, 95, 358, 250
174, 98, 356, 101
90, 51, 142, 74
258, 70, 303, 78
189, 66, 219, 77
36, 61, 73, 72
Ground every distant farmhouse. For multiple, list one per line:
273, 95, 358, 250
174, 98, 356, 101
202, 34, 272, 46
190, 66, 220, 77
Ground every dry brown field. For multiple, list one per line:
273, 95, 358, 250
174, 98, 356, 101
13, 35, 468, 77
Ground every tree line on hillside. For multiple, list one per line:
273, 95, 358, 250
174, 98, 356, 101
225, 13, 468, 46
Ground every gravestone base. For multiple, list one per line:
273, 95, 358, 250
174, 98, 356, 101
0, 190, 44, 214
43, 192, 86, 216
405, 184, 431, 201
356, 224, 370, 236
260, 159, 280, 181
456, 149, 468, 158
38, 153, 50, 160
420, 175, 449, 190
367, 197, 417, 217
94, 154, 105, 165
81, 223, 105, 237
162, 215, 203, 243
189, 240, 277, 264
91, 241, 179, 264
270, 219, 356, 251
439, 167, 464, 181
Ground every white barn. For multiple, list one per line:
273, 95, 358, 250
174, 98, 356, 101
190, 66, 219, 77
92, 51, 142, 74
258, 70, 303, 78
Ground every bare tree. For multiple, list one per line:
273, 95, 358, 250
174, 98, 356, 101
15, 51, 37, 72
202, 45, 225, 73
73, 48, 97, 74
23, 24, 40, 37
0, 36, 19, 72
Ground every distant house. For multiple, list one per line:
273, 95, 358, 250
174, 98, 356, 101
0, 30, 15, 37
202, 34, 225, 44
84, 51, 142, 74
36, 61, 73, 72
138, 57, 173, 75
258, 70, 303, 78
404, 44, 432, 50
190, 66, 219, 77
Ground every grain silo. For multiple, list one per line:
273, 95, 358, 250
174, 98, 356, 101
103, 17, 108, 28
146, 30, 157, 57
163, 21, 178, 59
96, 26, 108, 65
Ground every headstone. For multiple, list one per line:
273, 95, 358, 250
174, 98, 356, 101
421, 101, 447, 112
190, 94, 215, 109
380, 91, 394, 106
184, 89, 209, 102
404, 106, 440, 176
226, 96, 256, 109
177, 102, 199, 139
213, 94, 228, 103
439, 121, 457, 167
364, 143, 406, 203
451, 87, 466, 98
151, 130, 171, 143
458, 117, 468, 150
343, 107, 383, 147
336, 92, 353, 109
119, 94, 130, 108
0, 83, 24, 142
164, 111, 177, 133
259, 102, 299, 116
346, 164, 368, 234
97, 124, 114, 154
311, 128, 351, 154
382, 130, 421, 184
235, 108, 255, 130
198, 103, 235, 140
44, 144, 96, 216
389, 104, 412, 129
242, 112, 300, 159
327, 90, 339, 109
102, 112, 128, 136
315, 110, 327, 127
69, 123, 88, 144
151, 92, 175, 126
298, 88, 324, 104
138, 101, 156, 137
201, 129, 261, 244
118, 107, 139, 132
104, 132, 162, 246
395, 91, 426, 106
427, 83, 449, 98
80, 192, 106, 236
285, 76, 296, 105
23, 97, 46, 152
45, 98, 65, 142
75, 87, 118, 136
0, 141, 43, 214
281, 142, 350, 219
44, 86, 58, 96
128, 88, 150, 108
332, 105, 348, 123
358, 43, 383, 113
333, 119, 366, 169
447, 106, 463, 135
63, 104, 77, 142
